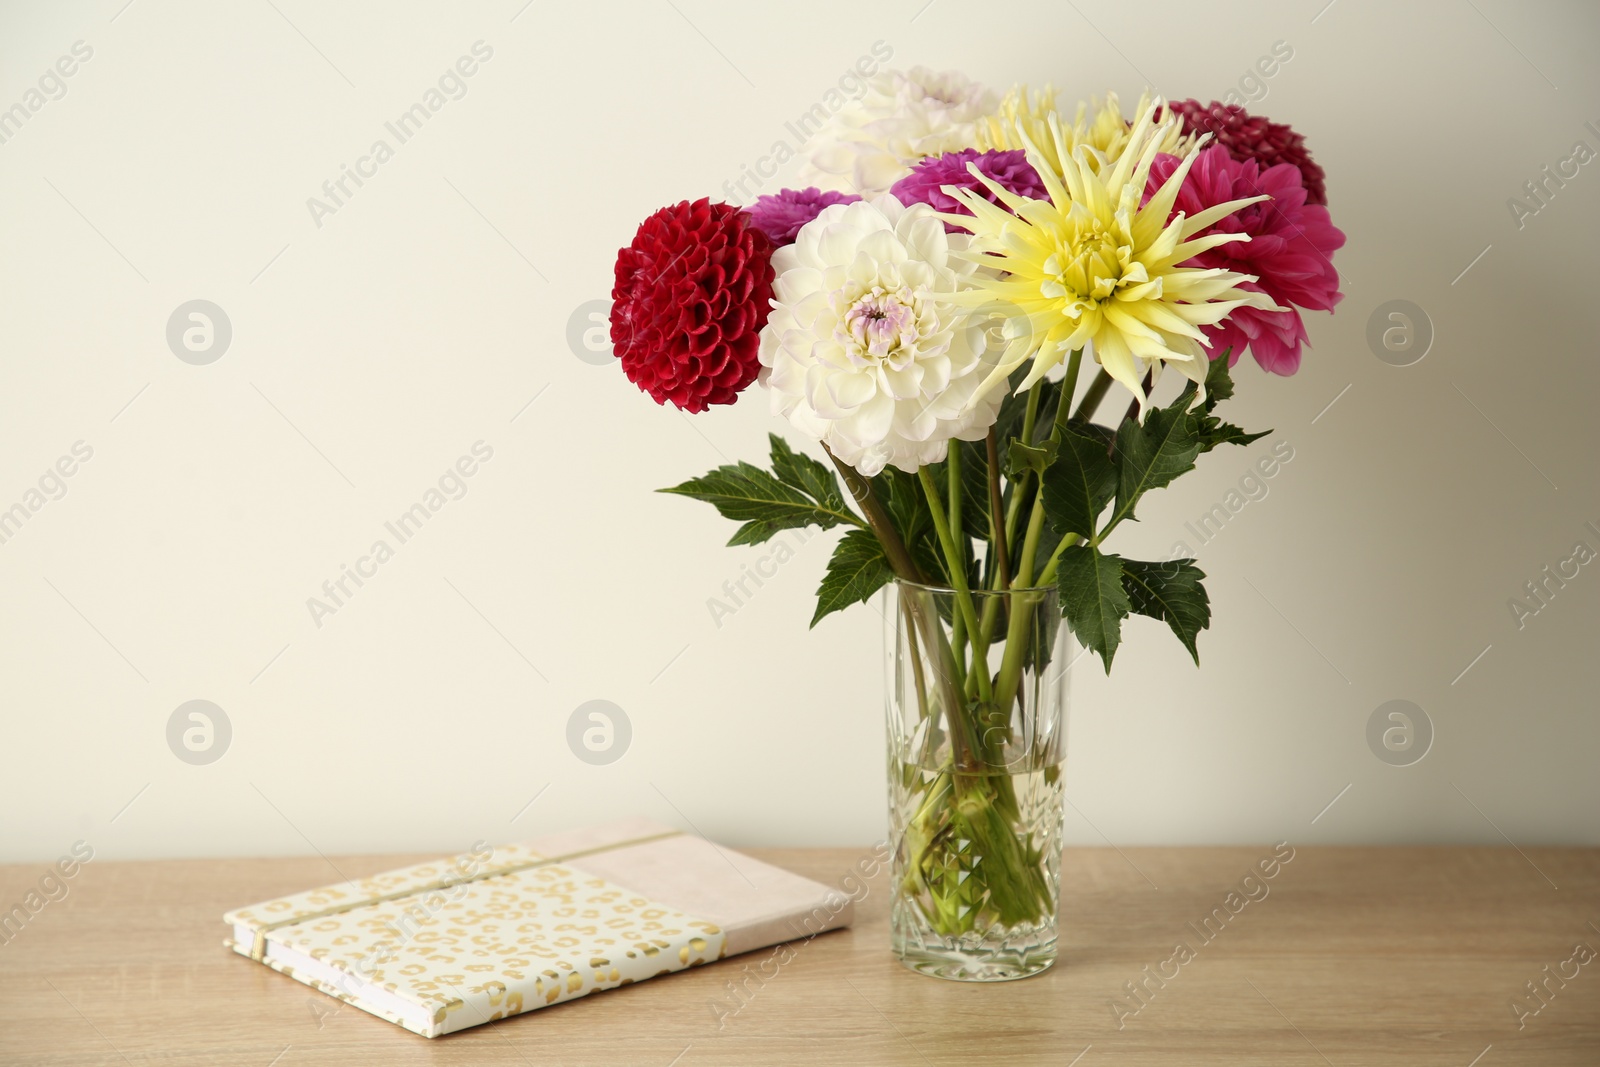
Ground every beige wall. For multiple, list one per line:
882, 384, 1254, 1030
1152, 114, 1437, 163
2, 0, 1596, 862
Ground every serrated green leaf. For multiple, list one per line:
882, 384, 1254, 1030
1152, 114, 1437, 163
1200, 420, 1271, 450
1177, 350, 1237, 412
1040, 428, 1116, 541
873, 467, 946, 584
1121, 557, 1211, 664
1005, 439, 1059, 479
1066, 418, 1115, 451
990, 375, 1057, 472
1054, 545, 1130, 671
811, 529, 895, 627
659, 460, 855, 546
768, 434, 848, 514
876, 467, 921, 534
1171, 355, 1272, 453
955, 440, 993, 544
1201, 349, 1236, 409
1111, 404, 1203, 529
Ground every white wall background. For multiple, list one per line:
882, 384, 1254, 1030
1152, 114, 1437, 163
2, 0, 1597, 863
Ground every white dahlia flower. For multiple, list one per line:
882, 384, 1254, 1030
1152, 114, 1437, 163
758, 196, 1008, 477
803, 67, 999, 196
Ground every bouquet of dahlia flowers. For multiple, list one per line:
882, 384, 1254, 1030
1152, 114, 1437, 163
607, 69, 1343, 948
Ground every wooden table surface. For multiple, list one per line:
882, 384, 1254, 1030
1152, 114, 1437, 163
1, 846, 1597, 1065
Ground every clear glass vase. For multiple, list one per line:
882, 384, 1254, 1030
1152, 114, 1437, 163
884, 578, 1071, 981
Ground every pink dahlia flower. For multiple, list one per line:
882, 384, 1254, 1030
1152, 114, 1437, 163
1149, 145, 1345, 376
1165, 99, 1328, 206
889, 148, 1046, 231
745, 188, 860, 246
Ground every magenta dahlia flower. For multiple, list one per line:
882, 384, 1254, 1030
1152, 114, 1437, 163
1148, 145, 1345, 376
1165, 99, 1328, 206
889, 148, 1046, 230
745, 188, 860, 246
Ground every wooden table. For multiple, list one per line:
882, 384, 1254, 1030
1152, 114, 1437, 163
2, 846, 1597, 1065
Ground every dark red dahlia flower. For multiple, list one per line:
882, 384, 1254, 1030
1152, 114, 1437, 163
610, 199, 775, 412
1165, 99, 1328, 206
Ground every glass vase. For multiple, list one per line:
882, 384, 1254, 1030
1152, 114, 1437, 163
884, 578, 1071, 981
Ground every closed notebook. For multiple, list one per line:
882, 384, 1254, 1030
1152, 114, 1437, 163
223, 817, 851, 1037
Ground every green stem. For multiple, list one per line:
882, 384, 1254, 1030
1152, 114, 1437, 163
899, 594, 931, 721
1074, 368, 1114, 421
917, 467, 992, 703
829, 447, 983, 755
950, 601, 968, 691
901, 585, 983, 769
989, 583, 1045, 727
965, 350, 1087, 672
1013, 486, 1048, 589
1053, 349, 1083, 440
947, 444, 963, 559
989, 347, 1083, 713
827, 447, 984, 757
1095, 509, 1136, 547
823, 445, 924, 583
1000, 385, 1044, 573
947, 446, 966, 669
985, 429, 1009, 590
1019, 383, 1042, 448
1036, 531, 1081, 588
1006, 351, 1087, 596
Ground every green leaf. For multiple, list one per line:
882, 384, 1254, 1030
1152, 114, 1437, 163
1176, 349, 1237, 412
1200, 420, 1271, 450
1066, 418, 1115, 451
955, 440, 993, 544
659, 460, 855, 547
1111, 404, 1203, 528
876, 467, 920, 534
1121, 558, 1211, 664
1201, 349, 1236, 409
1054, 545, 1130, 671
768, 434, 848, 514
1171, 353, 1272, 453
811, 529, 894, 627
990, 375, 1057, 472
1005, 439, 1059, 479
1040, 428, 1116, 541
873, 467, 946, 584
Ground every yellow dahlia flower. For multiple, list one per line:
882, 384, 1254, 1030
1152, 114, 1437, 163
974, 87, 1190, 182
945, 96, 1282, 415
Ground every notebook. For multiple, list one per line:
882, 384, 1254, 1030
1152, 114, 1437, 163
223, 816, 852, 1037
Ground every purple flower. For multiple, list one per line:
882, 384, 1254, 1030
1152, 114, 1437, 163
745, 188, 860, 246
889, 149, 1046, 230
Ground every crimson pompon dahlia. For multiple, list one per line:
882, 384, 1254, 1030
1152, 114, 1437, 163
610, 199, 775, 413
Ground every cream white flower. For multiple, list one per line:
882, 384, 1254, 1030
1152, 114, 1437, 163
758, 196, 1007, 477
803, 67, 998, 196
